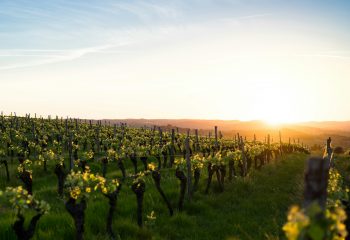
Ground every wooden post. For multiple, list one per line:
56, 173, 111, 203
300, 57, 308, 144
185, 135, 192, 201
303, 157, 329, 210
240, 136, 247, 176
65, 119, 68, 135
267, 134, 271, 163
170, 129, 175, 167
195, 129, 199, 152
159, 127, 163, 145
279, 131, 283, 155
121, 123, 125, 140
237, 133, 240, 148
69, 132, 74, 170
75, 118, 79, 132
113, 124, 117, 139
325, 137, 333, 167
32, 122, 35, 139
253, 134, 256, 143
95, 127, 100, 153
214, 126, 218, 150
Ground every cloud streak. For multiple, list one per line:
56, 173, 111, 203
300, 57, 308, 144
0, 44, 119, 71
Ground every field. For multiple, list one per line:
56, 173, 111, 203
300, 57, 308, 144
0, 152, 307, 240
0, 116, 312, 240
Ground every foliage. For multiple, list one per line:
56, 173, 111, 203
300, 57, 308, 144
283, 203, 347, 240
0, 186, 50, 215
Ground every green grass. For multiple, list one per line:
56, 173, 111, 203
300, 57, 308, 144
0, 153, 307, 240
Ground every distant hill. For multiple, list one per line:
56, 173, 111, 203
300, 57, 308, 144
97, 119, 350, 149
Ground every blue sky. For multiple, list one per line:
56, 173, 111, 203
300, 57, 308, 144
1, 0, 350, 121
1, 0, 349, 62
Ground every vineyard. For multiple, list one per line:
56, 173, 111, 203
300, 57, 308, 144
0, 114, 347, 240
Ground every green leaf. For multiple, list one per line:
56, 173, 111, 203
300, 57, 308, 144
308, 224, 324, 240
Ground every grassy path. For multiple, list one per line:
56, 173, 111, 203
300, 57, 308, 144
0, 153, 307, 240
152, 153, 307, 240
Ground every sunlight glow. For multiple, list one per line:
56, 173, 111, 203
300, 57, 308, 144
0, 1, 349, 121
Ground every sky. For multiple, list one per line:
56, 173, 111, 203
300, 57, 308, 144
1, 0, 350, 123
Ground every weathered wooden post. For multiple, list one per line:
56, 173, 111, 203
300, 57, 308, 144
239, 136, 247, 176
69, 132, 74, 170
185, 132, 192, 201
95, 127, 100, 153
279, 131, 283, 155
170, 129, 175, 167
75, 118, 79, 132
325, 137, 333, 167
65, 119, 68, 135
32, 122, 35, 139
159, 127, 163, 145
237, 134, 241, 146
214, 126, 218, 151
195, 129, 199, 152
121, 123, 126, 140
303, 157, 329, 210
113, 124, 117, 139
267, 134, 271, 163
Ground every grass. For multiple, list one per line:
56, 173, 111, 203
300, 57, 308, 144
0, 153, 307, 240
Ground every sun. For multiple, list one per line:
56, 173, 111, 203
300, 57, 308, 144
262, 114, 296, 126
251, 86, 301, 125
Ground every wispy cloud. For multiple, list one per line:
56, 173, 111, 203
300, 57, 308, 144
0, 44, 120, 70
111, 1, 181, 23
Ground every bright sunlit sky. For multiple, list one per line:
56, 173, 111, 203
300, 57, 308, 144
1, 0, 350, 123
